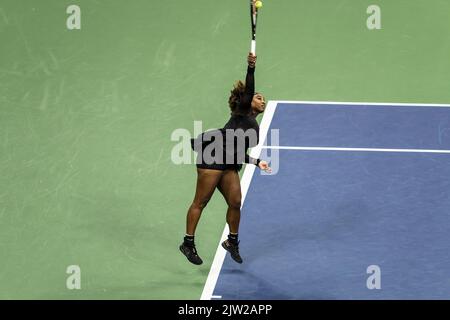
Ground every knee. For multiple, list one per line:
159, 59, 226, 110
227, 197, 241, 210
192, 198, 211, 210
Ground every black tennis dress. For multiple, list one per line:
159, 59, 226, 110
191, 65, 260, 171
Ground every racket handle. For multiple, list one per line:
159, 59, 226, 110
250, 40, 256, 55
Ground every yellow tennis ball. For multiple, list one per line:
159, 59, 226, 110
255, 1, 263, 9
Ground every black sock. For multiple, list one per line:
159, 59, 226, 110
184, 234, 195, 247
228, 233, 238, 244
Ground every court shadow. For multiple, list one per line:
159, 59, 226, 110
218, 267, 336, 300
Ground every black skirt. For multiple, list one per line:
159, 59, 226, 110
191, 130, 242, 172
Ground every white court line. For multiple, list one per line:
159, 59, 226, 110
200, 99, 450, 300
273, 100, 450, 108
262, 146, 450, 154
200, 101, 278, 300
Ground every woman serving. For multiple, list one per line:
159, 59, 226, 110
180, 52, 271, 265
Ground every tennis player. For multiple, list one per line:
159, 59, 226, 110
180, 52, 271, 265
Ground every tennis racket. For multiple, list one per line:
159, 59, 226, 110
250, 0, 259, 54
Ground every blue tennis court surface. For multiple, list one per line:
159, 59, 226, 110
211, 102, 450, 300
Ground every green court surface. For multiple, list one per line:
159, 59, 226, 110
1, 0, 450, 299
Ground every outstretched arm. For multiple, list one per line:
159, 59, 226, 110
238, 53, 257, 111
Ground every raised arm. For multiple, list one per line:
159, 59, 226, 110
237, 53, 257, 112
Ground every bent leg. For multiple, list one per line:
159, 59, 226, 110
186, 168, 223, 235
217, 169, 242, 234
